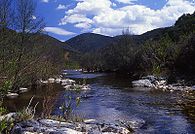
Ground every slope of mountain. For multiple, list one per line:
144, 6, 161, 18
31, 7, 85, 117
36, 34, 74, 53
65, 27, 170, 53
176, 34, 195, 75
65, 27, 176, 53
115, 27, 170, 44
65, 12, 195, 53
0, 29, 73, 64
32, 33, 82, 65
65, 33, 114, 53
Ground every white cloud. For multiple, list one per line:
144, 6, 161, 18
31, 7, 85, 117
57, 4, 66, 10
60, 0, 195, 36
32, 15, 36, 20
115, 0, 137, 4
60, 39, 65, 42
75, 22, 92, 29
44, 27, 75, 36
59, 14, 93, 29
41, 0, 49, 3
92, 27, 123, 36
112, 3, 117, 7
66, 0, 113, 15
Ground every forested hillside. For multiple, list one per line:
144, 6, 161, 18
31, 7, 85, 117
77, 12, 195, 80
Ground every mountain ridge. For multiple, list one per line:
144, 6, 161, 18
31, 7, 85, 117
64, 12, 195, 53
65, 32, 114, 53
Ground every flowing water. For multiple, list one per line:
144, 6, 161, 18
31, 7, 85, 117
4, 70, 195, 133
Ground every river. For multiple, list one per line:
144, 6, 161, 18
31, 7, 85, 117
4, 70, 195, 133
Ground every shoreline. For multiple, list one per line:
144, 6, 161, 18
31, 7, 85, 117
1, 113, 145, 134
1, 71, 195, 133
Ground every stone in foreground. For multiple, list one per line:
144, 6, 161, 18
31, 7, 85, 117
11, 119, 141, 134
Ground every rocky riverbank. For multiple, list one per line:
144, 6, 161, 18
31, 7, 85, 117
6, 76, 90, 99
1, 113, 145, 134
132, 75, 195, 92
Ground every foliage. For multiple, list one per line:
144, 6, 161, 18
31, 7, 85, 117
64, 60, 80, 69
175, 34, 195, 75
59, 95, 81, 121
0, 119, 7, 133
79, 36, 139, 72
0, 107, 7, 116
174, 12, 195, 37
140, 35, 178, 75
0, 100, 13, 134
0, 80, 12, 94
0, 100, 7, 116
15, 108, 33, 122
0, 119, 14, 134
78, 12, 195, 79
0, 0, 66, 91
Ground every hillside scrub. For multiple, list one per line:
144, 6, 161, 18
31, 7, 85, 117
0, 0, 65, 94
78, 12, 195, 81
175, 34, 195, 76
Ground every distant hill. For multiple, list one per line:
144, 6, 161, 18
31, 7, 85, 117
65, 33, 114, 53
64, 27, 176, 53
115, 27, 170, 44
65, 12, 195, 53
36, 34, 75, 53
65, 28, 171, 53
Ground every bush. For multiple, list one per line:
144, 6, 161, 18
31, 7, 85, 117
0, 100, 7, 116
0, 80, 12, 96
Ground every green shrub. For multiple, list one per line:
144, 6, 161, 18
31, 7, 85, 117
0, 107, 7, 116
15, 108, 33, 122
0, 119, 14, 134
0, 80, 12, 96
0, 100, 7, 116
59, 95, 81, 121
0, 119, 8, 133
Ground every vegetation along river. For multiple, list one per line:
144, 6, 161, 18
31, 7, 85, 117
4, 70, 195, 133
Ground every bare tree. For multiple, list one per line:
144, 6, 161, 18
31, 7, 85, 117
12, 0, 45, 89
15, 0, 44, 34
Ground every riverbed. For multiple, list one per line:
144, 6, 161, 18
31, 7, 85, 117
4, 70, 195, 133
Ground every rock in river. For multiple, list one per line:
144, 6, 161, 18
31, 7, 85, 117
48, 78, 55, 83
19, 88, 29, 93
132, 79, 153, 88
6, 92, 19, 99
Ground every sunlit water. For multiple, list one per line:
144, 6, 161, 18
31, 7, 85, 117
4, 70, 195, 133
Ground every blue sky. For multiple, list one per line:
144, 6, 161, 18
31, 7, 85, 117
36, 0, 195, 41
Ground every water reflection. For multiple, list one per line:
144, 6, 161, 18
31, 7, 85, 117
179, 91, 195, 132
3, 84, 62, 117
